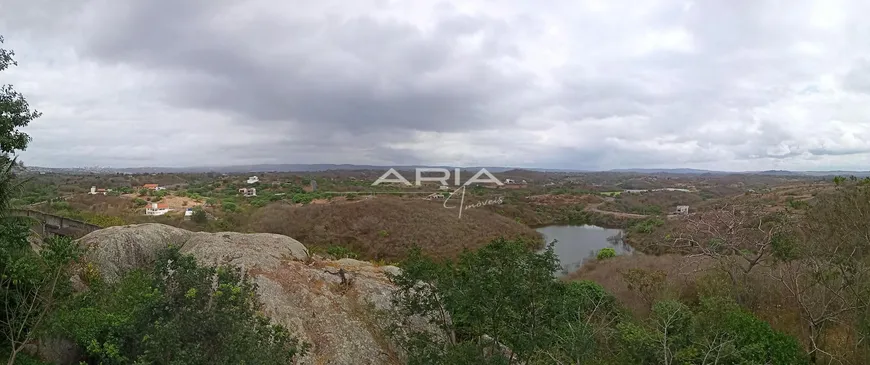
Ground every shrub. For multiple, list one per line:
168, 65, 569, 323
222, 201, 238, 212
597, 247, 617, 260
52, 247, 307, 364
191, 208, 207, 224
84, 214, 126, 228
325, 245, 359, 259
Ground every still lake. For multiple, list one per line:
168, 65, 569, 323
536, 225, 632, 276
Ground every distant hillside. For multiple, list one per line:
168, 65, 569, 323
23, 164, 870, 177
607, 168, 719, 174
249, 196, 542, 261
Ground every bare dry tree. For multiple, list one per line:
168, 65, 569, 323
668, 204, 784, 303
768, 184, 870, 364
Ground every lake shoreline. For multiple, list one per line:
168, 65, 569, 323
536, 224, 632, 276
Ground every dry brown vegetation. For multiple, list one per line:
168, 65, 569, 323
249, 196, 542, 261
40, 195, 135, 216
600, 190, 703, 215
566, 254, 713, 316
567, 254, 805, 349
585, 182, 870, 364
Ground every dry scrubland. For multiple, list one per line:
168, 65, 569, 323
576, 180, 870, 363
250, 196, 542, 260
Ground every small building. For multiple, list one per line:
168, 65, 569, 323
184, 208, 194, 220
676, 205, 689, 215
439, 185, 452, 191
247, 176, 260, 184
143, 184, 159, 190
89, 186, 109, 195
145, 202, 171, 216
239, 187, 257, 197
504, 178, 516, 184
425, 192, 445, 200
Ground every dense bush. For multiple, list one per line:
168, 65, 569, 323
390, 239, 618, 364
616, 297, 806, 364
629, 218, 664, 234
390, 238, 806, 364
52, 247, 307, 364
596, 247, 616, 260
191, 207, 207, 224
0, 220, 80, 364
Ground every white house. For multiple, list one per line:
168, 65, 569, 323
676, 205, 689, 215
88, 186, 109, 195
239, 187, 257, 197
145, 202, 172, 216
504, 178, 517, 184
184, 208, 194, 220
439, 185, 452, 191
247, 176, 260, 184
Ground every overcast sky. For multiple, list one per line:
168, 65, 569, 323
1, 0, 870, 171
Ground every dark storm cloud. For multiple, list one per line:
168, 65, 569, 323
79, 0, 537, 135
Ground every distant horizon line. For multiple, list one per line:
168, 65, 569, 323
18, 163, 870, 174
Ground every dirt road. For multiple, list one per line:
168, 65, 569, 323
584, 202, 682, 220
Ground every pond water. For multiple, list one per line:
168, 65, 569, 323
536, 225, 632, 276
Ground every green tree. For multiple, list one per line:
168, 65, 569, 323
0, 222, 80, 365
191, 207, 207, 224
0, 36, 40, 159
53, 247, 306, 364
221, 201, 237, 212
389, 238, 614, 364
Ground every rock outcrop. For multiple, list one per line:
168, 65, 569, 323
74, 223, 421, 365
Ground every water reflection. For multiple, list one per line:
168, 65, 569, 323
536, 225, 631, 276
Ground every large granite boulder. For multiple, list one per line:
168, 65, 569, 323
69, 223, 425, 364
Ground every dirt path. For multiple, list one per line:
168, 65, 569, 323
585, 202, 682, 220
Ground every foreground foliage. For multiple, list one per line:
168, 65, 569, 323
51, 247, 307, 364
0, 222, 79, 365
390, 238, 806, 364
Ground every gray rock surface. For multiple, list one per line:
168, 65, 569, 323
73, 223, 423, 365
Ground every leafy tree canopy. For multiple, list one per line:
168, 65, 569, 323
0, 36, 39, 159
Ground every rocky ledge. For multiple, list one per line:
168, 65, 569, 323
68, 223, 423, 365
